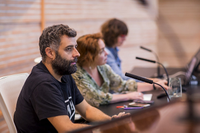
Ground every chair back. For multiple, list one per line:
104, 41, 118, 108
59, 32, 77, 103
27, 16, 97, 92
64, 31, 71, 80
0, 73, 29, 133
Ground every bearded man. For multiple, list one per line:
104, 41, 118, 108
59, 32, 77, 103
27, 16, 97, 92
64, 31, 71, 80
14, 24, 126, 133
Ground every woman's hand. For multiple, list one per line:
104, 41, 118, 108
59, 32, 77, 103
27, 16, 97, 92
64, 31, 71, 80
126, 92, 143, 100
148, 78, 160, 82
154, 80, 169, 90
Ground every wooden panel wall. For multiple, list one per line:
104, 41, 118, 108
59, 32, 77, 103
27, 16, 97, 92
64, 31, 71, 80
0, 0, 41, 77
157, 0, 200, 68
0, 0, 157, 77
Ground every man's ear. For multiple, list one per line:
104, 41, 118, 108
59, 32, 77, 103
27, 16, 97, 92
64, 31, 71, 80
45, 47, 56, 60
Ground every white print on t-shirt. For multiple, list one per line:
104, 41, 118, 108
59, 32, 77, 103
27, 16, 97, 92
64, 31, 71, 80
65, 96, 75, 120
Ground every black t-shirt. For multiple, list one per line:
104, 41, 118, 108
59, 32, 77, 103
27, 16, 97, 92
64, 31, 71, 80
14, 62, 84, 133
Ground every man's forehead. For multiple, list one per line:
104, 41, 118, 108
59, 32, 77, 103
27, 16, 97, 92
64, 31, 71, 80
60, 35, 77, 47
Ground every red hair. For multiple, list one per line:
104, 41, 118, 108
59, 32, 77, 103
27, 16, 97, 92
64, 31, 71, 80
76, 33, 103, 67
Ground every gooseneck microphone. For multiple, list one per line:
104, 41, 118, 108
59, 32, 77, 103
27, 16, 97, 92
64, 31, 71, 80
140, 46, 161, 78
140, 46, 152, 52
136, 57, 169, 86
125, 72, 170, 101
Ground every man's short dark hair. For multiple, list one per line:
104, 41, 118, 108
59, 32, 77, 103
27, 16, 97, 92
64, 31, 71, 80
39, 24, 77, 61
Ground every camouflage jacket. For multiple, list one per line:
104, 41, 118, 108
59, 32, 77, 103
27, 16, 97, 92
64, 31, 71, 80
72, 64, 137, 107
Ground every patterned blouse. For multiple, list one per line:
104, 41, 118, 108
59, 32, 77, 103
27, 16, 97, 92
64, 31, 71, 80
72, 64, 138, 107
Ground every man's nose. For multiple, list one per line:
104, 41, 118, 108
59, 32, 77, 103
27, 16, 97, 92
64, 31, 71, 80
73, 48, 80, 57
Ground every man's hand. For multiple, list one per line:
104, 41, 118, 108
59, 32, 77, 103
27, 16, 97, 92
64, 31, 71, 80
111, 112, 130, 120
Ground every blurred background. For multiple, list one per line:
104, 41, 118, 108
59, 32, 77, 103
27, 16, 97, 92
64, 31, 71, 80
0, 0, 200, 77
0, 0, 200, 132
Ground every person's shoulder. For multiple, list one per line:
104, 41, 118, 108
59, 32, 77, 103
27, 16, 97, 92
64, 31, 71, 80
29, 63, 57, 85
22, 68, 60, 98
32, 64, 51, 79
99, 64, 112, 72
71, 65, 85, 79
28, 71, 57, 88
100, 64, 110, 68
32, 62, 48, 74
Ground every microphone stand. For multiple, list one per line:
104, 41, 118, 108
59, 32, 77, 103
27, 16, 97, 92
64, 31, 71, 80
136, 57, 169, 86
140, 46, 162, 78
125, 72, 170, 101
157, 62, 169, 85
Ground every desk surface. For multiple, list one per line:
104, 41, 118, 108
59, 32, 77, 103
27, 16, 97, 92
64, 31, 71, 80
130, 66, 186, 78
74, 96, 200, 133
99, 67, 200, 116
73, 67, 200, 133
98, 90, 168, 116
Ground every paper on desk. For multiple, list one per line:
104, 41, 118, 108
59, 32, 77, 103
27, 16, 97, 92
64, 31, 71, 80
143, 94, 152, 101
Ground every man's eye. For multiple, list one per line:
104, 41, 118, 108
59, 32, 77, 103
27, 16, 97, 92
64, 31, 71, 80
66, 47, 72, 51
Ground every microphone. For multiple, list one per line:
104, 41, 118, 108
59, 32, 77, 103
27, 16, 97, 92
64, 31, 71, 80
125, 72, 170, 101
136, 57, 169, 86
140, 46, 162, 78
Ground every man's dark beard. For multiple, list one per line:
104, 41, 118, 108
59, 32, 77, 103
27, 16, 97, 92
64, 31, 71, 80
51, 52, 77, 75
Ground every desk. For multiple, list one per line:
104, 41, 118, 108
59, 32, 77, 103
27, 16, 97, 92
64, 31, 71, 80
98, 67, 200, 116
73, 67, 200, 133
98, 90, 168, 116
130, 66, 186, 78
73, 87, 200, 133
74, 99, 200, 133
